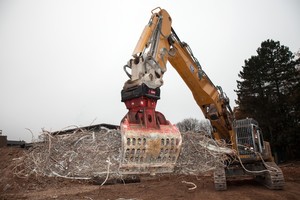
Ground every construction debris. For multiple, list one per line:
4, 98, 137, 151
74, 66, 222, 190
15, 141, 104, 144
13, 127, 233, 181
175, 131, 233, 175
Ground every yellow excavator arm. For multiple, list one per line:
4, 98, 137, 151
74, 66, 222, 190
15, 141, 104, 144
123, 7, 234, 143
168, 34, 235, 142
123, 8, 172, 90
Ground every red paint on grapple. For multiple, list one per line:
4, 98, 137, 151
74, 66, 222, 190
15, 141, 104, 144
120, 96, 182, 175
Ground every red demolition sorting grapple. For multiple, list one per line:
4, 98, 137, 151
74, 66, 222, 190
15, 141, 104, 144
120, 84, 182, 175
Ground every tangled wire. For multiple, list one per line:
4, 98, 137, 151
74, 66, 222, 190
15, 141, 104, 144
175, 131, 233, 175
13, 127, 233, 181
13, 127, 122, 180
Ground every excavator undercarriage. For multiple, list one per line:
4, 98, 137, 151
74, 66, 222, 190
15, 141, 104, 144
215, 161, 285, 191
212, 118, 285, 190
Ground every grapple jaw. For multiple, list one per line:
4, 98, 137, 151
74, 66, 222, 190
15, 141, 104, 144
120, 84, 182, 175
119, 119, 182, 175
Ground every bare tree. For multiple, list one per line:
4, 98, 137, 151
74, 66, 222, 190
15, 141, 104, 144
176, 118, 212, 135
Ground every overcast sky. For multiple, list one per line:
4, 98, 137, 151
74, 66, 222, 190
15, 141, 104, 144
0, 0, 299, 142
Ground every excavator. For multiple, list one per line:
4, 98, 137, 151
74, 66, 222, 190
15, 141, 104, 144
119, 7, 285, 190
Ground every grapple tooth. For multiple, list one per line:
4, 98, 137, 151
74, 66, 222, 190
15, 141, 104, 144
119, 121, 182, 175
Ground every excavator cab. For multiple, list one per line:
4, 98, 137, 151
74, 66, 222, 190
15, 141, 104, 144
119, 84, 182, 175
234, 118, 264, 160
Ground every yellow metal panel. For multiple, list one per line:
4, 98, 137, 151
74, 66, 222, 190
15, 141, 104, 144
132, 14, 159, 56
132, 25, 153, 56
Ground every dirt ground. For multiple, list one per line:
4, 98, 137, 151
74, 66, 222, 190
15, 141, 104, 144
1, 146, 300, 200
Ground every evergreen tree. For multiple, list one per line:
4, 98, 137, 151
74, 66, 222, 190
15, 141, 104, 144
235, 40, 300, 160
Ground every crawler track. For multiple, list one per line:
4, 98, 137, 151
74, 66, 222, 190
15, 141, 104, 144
213, 166, 227, 191
255, 161, 284, 190
263, 161, 285, 189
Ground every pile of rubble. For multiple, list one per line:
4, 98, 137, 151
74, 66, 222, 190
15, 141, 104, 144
13, 127, 232, 182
